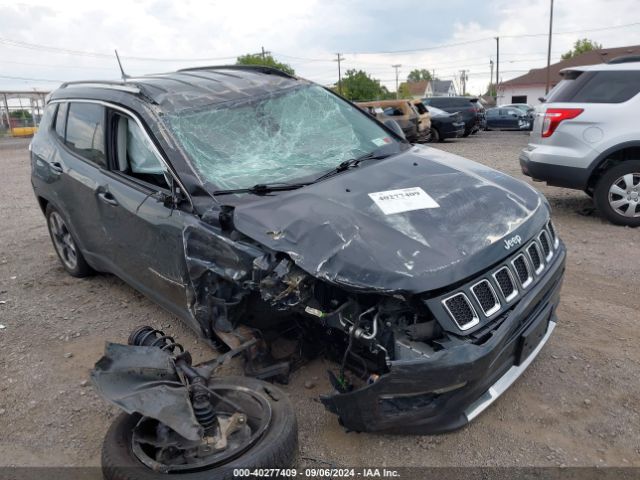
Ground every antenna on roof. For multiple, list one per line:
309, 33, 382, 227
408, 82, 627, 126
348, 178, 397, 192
114, 49, 129, 81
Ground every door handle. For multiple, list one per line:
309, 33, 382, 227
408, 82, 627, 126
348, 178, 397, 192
49, 162, 63, 174
97, 191, 119, 206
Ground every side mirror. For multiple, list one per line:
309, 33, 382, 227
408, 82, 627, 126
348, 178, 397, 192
384, 119, 406, 140
538, 97, 546, 103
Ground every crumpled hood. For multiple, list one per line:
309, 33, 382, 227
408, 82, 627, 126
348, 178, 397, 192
232, 145, 549, 293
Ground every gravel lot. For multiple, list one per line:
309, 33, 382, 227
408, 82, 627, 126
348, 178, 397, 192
0, 131, 638, 473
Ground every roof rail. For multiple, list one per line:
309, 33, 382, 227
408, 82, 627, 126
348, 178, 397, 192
60, 80, 141, 94
177, 65, 297, 79
607, 55, 640, 64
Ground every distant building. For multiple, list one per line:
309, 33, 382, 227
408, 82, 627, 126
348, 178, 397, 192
497, 44, 640, 106
401, 79, 457, 99
425, 79, 457, 97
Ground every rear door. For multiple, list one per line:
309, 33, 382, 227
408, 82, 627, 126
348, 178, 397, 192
504, 108, 520, 128
38, 101, 114, 268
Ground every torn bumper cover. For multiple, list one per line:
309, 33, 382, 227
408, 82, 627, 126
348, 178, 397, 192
321, 246, 565, 434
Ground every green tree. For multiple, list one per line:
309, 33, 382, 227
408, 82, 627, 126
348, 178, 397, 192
236, 53, 295, 75
407, 69, 431, 83
398, 83, 412, 98
339, 69, 385, 101
561, 38, 603, 60
9, 109, 32, 120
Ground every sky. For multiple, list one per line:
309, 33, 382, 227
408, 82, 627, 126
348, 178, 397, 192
1, 0, 640, 95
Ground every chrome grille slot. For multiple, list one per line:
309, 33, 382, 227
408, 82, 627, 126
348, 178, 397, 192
527, 243, 544, 274
440, 222, 559, 332
442, 293, 479, 330
538, 230, 553, 261
547, 220, 559, 248
493, 266, 518, 302
512, 254, 533, 288
471, 280, 501, 316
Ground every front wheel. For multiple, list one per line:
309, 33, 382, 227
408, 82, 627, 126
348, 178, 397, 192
428, 127, 440, 143
593, 161, 640, 227
101, 376, 298, 480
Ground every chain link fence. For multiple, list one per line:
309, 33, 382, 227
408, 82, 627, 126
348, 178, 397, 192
0, 91, 49, 138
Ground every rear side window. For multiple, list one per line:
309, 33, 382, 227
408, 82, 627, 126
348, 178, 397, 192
39, 104, 56, 132
414, 102, 428, 114
548, 71, 640, 104
54, 103, 67, 140
65, 103, 106, 167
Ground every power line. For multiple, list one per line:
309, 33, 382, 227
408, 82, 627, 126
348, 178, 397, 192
0, 74, 63, 82
0, 37, 240, 62
1, 59, 117, 71
1, 19, 638, 66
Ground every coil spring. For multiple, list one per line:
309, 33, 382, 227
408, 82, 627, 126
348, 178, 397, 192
128, 326, 184, 354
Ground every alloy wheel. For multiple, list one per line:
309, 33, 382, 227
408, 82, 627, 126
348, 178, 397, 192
48, 211, 78, 270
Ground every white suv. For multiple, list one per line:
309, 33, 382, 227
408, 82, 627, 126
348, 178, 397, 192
519, 57, 640, 226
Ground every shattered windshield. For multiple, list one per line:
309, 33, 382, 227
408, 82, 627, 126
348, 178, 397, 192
166, 85, 401, 190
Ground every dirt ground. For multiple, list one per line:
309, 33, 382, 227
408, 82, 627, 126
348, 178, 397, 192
0, 131, 639, 471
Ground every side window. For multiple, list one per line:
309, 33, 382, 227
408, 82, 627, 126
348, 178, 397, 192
65, 103, 106, 167
487, 109, 498, 117
548, 71, 640, 103
54, 102, 67, 140
570, 71, 640, 103
114, 115, 169, 190
383, 107, 404, 116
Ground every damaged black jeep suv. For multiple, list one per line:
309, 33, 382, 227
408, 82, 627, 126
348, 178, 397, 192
31, 66, 565, 434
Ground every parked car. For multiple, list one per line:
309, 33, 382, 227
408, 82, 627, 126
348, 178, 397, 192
423, 105, 465, 142
422, 96, 481, 136
410, 99, 433, 141
358, 104, 407, 139
486, 107, 531, 130
357, 99, 420, 142
470, 98, 487, 132
520, 58, 640, 226
503, 103, 535, 129
31, 66, 565, 456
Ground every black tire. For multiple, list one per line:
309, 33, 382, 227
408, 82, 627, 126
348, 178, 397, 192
45, 204, 93, 277
593, 161, 640, 227
102, 376, 298, 480
428, 127, 440, 143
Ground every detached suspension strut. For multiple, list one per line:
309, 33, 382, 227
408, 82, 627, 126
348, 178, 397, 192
128, 326, 218, 431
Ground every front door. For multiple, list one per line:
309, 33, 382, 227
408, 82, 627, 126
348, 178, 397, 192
95, 110, 192, 321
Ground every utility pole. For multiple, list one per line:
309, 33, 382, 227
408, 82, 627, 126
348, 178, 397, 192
392, 64, 401, 99
489, 60, 494, 99
459, 70, 468, 95
495, 36, 500, 104
545, 0, 555, 94
334, 53, 345, 95
261, 46, 267, 62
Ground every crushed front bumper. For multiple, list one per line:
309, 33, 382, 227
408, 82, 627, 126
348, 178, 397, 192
321, 244, 565, 434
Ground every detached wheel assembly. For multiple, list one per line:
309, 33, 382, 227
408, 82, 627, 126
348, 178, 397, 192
594, 161, 640, 227
94, 327, 298, 480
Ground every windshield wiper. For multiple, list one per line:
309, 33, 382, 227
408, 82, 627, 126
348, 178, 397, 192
312, 150, 391, 184
211, 182, 311, 196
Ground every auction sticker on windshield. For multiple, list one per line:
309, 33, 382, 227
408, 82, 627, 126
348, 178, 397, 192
372, 137, 393, 147
369, 187, 440, 215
